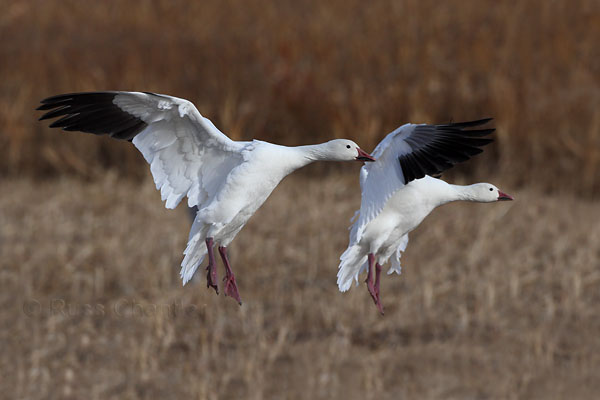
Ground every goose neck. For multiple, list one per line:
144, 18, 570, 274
449, 184, 480, 202
296, 143, 331, 162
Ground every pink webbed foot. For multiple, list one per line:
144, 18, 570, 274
218, 246, 242, 305
205, 238, 218, 294
366, 277, 378, 304
223, 274, 241, 305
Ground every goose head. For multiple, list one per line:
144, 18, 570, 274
467, 183, 514, 202
320, 139, 375, 162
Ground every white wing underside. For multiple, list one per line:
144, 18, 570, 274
115, 92, 246, 210
114, 92, 254, 285
351, 123, 416, 242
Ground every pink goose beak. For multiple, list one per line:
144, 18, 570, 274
356, 148, 375, 162
497, 191, 514, 201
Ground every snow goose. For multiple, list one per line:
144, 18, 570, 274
38, 91, 375, 304
337, 119, 513, 314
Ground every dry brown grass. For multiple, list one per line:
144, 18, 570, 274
2, 173, 599, 399
1, 0, 599, 195
2, 1, 600, 398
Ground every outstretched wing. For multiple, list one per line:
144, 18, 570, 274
351, 119, 494, 241
38, 91, 248, 209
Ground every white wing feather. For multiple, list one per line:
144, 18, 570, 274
388, 234, 409, 275
352, 123, 417, 241
113, 92, 246, 210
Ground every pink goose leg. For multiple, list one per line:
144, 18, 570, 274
218, 246, 242, 305
365, 253, 384, 314
205, 238, 218, 294
374, 262, 384, 315
366, 253, 377, 303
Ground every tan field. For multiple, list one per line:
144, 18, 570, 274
2, 172, 599, 399
1, 0, 599, 399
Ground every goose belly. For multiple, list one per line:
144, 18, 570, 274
202, 166, 285, 244
361, 183, 435, 257
387, 180, 439, 230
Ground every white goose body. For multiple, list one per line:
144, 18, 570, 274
182, 141, 349, 282
38, 91, 374, 302
359, 176, 449, 258
337, 119, 512, 313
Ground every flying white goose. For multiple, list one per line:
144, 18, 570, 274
337, 119, 513, 314
38, 91, 375, 304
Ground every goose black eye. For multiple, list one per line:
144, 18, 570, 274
346, 145, 351, 149
489, 188, 493, 191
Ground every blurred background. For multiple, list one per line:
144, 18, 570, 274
1, 0, 599, 398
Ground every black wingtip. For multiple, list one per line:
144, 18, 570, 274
399, 118, 495, 184
36, 91, 147, 140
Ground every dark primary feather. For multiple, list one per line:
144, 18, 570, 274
398, 119, 494, 183
37, 92, 148, 141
